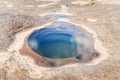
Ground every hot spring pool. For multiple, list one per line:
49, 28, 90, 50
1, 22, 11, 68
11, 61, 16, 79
27, 21, 94, 60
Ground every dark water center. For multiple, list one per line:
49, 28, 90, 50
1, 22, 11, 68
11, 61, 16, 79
27, 21, 93, 59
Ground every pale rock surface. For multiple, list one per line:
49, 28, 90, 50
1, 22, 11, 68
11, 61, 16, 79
0, 0, 120, 80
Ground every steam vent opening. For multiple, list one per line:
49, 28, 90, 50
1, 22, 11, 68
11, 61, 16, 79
27, 21, 99, 65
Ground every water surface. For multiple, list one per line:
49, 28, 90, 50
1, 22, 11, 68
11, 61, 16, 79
28, 21, 94, 59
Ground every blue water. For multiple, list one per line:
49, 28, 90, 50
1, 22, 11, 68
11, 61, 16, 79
46, 14, 70, 19
27, 21, 93, 59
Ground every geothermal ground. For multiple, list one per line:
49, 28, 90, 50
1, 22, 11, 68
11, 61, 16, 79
0, 0, 120, 80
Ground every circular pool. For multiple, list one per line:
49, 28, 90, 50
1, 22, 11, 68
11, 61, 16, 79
20, 21, 101, 67
27, 21, 95, 61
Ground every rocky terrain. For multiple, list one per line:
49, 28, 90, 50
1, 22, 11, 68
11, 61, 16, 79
0, 0, 120, 80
